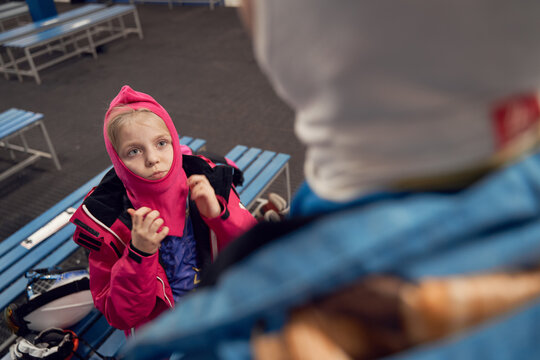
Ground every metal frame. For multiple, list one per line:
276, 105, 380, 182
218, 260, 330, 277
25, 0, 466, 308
0, 6, 144, 84
0, 118, 61, 182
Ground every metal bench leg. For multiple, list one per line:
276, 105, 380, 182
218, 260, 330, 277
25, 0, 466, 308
19, 132, 30, 153
118, 16, 127, 39
4, 138, 16, 160
72, 34, 82, 57
133, 8, 144, 39
0, 51, 8, 80
7, 47, 22, 82
59, 37, 67, 54
85, 29, 98, 59
25, 47, 41, 85
38, 120, 61, 171
284, 163, 291, 208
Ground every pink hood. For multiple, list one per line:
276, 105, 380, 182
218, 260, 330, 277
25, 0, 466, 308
103, 85, 188, 236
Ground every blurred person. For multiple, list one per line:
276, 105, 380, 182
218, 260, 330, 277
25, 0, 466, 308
69, 85, 256, 335
120, 1, 540, 359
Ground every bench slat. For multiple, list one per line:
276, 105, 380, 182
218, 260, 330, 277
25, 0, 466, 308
0, 112, 43, 138
76, 316, 117, 358
179, 136, 192, 144
225, 145, 248, 163
0, 108, 20, 122
0, 4, 106, 44
0, 200, 81, 275
236, 150, 275, 192
89, 329, 126, 359
0, 235, 79, 310
0, 224, 76, 293
180, 136, 205, 152
0, 109, 38, 128
239, 153, 290, 208
234, 147, 262, 171
187, 138, 206, 152
0, 109, 31, 128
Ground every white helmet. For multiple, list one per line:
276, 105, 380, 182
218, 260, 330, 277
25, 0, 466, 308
4, 267, 94, 335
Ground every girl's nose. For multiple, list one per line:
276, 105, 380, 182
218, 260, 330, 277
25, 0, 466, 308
146, 150, 160, 167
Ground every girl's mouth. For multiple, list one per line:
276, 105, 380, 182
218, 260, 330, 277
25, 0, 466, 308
150, 171, 167, 179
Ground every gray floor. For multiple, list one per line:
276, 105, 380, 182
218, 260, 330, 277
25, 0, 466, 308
0, 2, 305, 241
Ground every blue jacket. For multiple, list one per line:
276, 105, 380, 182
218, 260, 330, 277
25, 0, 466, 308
121, 151, 540, 360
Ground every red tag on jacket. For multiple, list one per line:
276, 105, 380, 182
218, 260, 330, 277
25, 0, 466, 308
492, 93, 540, 149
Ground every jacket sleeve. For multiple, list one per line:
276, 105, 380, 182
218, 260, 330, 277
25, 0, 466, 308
71, 210, 172, 330
201, 187, 257, 252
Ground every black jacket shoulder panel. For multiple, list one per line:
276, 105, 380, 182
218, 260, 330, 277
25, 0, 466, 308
83, 168, 133, 228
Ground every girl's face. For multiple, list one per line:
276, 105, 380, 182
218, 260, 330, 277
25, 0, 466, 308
116, 112, 174, 180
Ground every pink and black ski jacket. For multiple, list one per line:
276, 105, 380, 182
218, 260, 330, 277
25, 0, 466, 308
69, 154, 256, 335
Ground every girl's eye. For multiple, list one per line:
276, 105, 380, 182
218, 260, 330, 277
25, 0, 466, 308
158, 140, 168, 147
127, 148, 141, 157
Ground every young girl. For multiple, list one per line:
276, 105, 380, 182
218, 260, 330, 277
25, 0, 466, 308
69, 85, 256, 334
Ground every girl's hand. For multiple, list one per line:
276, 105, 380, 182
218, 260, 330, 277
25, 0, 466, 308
127, 207, 169, 254
188, 175, 221, 219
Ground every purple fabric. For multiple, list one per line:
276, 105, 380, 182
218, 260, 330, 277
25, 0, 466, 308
159, 215, 198, 302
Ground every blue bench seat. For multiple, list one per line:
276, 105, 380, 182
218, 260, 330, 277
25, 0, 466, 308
0, 4, 143, 84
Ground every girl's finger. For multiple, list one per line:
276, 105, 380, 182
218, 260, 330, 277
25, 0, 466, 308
156, 226, 170, 242
142, 210, 160, 228
149, 217, 165, 233
129, 207, 151, 227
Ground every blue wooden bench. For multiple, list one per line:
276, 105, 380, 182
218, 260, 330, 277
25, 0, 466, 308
0, 4, 143, 84
0, 108, 61, 182
0, 4, 106, 46
0, 136, 206, 360
0, 2, 29, 32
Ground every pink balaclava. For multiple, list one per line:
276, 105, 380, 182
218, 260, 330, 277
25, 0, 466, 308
104, 85, 188, 236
